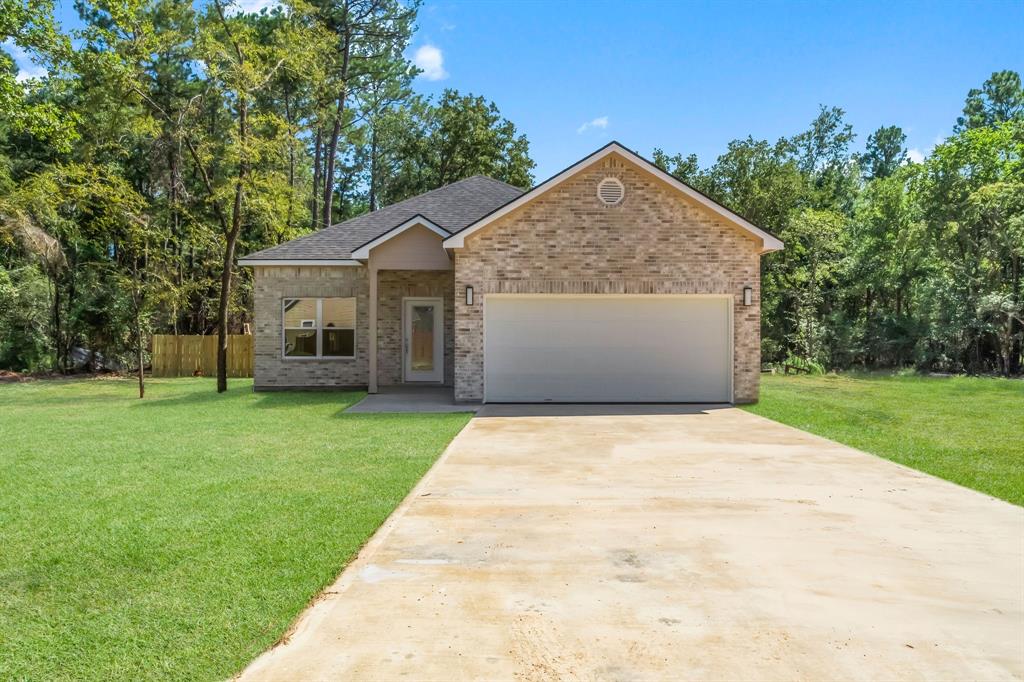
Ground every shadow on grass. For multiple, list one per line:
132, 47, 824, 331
131, 384, 365, 412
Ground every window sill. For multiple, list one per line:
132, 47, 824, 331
281, 356, 357, 361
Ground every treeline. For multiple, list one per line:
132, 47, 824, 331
0, 0, 533, 390
0, 0, 1021, 386
655, 71, 1023, 376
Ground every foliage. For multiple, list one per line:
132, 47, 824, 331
955, 69, 1024, 132
0, 0, 535, 383
655, 72, 1024, 376
378, 89, 534, 205
860, 125, 907, 180
0, 8, 1020, 383
770, 354, 825, 375
0, 263, 51, 369
0, 0, 78, 150
744, 373, 1024, 506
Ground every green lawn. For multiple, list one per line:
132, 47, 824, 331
0, 378, 472, 681
744, 373, 1024, 506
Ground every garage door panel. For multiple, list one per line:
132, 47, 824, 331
484, 296, 731, 403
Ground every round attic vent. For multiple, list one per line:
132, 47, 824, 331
597, 177, 625, 205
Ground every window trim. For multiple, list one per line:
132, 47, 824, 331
281, 297, 356, 360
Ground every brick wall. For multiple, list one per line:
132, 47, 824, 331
252, 265, 369, 389
453, 152, 763, 403
376, 270, 455, 386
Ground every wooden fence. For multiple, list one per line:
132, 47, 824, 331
150, 335, 254, 378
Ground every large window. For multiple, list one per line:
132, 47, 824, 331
282, 298, 356, 359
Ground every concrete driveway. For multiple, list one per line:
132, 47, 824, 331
238, 405, 1024, 681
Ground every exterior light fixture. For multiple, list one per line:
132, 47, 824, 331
743, 286, 753, 306
465, 285, 474, 306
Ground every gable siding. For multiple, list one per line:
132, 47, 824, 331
366, 224, 452, 270
453, 153, 763, 403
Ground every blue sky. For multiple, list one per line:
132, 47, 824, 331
13, 0, 1023, 180
409, 0, 1024, 179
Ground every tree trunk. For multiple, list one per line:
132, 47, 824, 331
134, 288, 145, 398
322, 96, 344, 228
369, 123, 378, 211
1011, 253, 1021, 375
321, 32, 352, 228
311, 127, 322, 230
218, 96, 248, 393
50, 273, 63, 373
864, 287, 873, 368
284, 86, 295, 237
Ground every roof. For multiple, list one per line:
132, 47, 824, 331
443, 141, 784, 253
239, 175, 523, 263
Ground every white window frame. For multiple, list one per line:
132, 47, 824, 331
281, 297, 356, 360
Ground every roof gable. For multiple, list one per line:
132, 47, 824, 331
442, 142, 784, 253
350, 215, 448, 259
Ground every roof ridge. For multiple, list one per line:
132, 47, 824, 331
468, 174, 528, 192
323, 175, 508, 231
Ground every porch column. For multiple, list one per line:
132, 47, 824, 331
368, 264, 378, 393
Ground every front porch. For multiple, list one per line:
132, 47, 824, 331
363, 218, 458, 394
346, 385, 476, 413
369, 268, 454, 393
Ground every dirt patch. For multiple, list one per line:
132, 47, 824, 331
0, 370, 125, 383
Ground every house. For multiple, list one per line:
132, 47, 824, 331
238, 142, 783, 403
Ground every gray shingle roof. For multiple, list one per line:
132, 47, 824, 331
241, 175, 523, 261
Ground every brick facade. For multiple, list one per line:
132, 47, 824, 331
376, 270, 455, 386
253, 153, 765, 401
253, 265, 455, 390
452, 152, 763, 403
253, 265, 369, 389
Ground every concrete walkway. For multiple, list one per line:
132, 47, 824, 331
346, 386, 477, 413
238, 406, 1024, 681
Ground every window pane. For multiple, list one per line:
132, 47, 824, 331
411, 305, 434, 370
283, 299, 317, 328
323, 328, 355, 357
284, 329, 317, 357
322, 298, 356, 329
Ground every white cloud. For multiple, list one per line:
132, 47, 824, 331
906, 148, 925, 164
413, 44, 448, 81
576, 116, 609, 134
15, 63, 47, 83
3, 41, 48, 82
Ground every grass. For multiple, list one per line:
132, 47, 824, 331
743, 373, 1024, 506
0, 378, 472, 681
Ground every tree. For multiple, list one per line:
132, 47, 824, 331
309, 0, 417, 228
861, 125, 907, 179
378, 90, 534, 205
782, 208, 848, 363
80, 0, 324, 391
0, 0, 78, 151
955, 70, 1024, 132
910, 121, 1023, 372
790, 105, 858, 212
651, 148, 703, 187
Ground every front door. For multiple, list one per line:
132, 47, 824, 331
403, 297, 444, 382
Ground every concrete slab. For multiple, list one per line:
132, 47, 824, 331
346, 386, 478, 413
238, 407, 1024, 681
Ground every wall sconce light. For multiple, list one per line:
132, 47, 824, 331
465, 285, 474, 306
743, 286, 753, 306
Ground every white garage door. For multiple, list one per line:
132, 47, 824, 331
484, 295, 732, 403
